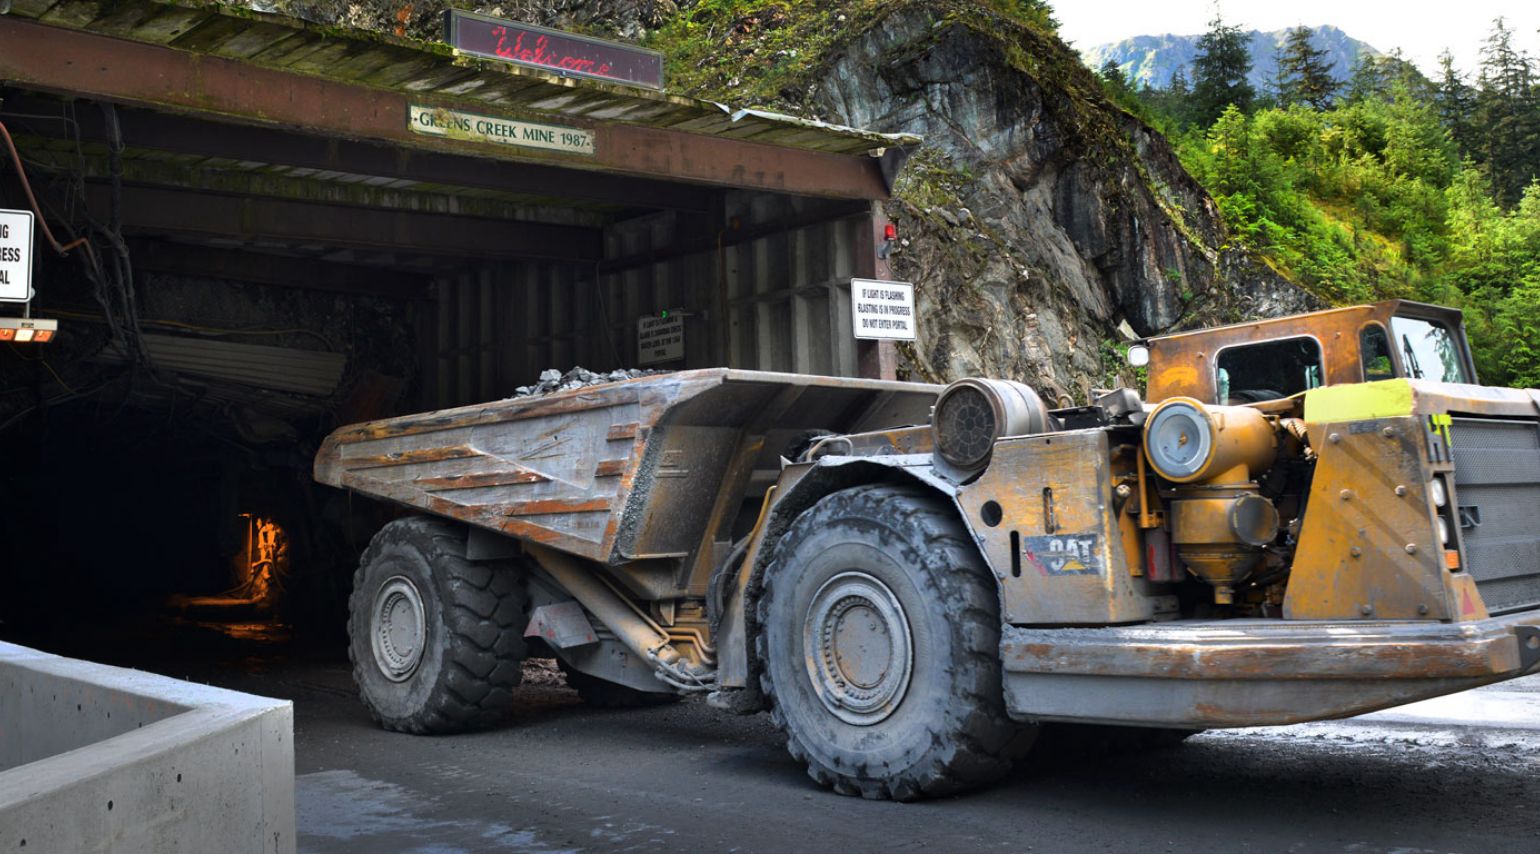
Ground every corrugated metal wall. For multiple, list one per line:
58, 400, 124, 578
423, 193, 871, 410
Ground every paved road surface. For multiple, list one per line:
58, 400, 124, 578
205, 657, 1539, 854
19, 617, 1538, 854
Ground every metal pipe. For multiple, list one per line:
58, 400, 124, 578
525, 543, 713, 684
1136, 446, 1156, 529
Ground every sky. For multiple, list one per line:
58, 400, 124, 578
1052, 1, 1540, 78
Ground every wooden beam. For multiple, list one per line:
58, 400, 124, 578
86, 184, 603, 262
0, 18, 891, 200
3, 94, 715, 215
853, 203, 898, 381
127, 240, 436, 301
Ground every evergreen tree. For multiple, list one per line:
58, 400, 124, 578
1345, 55, 1388, 103
1386, 49, 1440, 103
1474, 18, 1540, 206
1169, 64, 1191, 98
1346, 52, 1433, 105
1148, 64, 1193, 127
1190, 13, 1255, 125
1261, 42, 1288, 108
1099, 59, 1132, 93
1276, 25, 1339, 109
1436, 49, 1478, 159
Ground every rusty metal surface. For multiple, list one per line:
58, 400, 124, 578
315, 369, 939, 574
808, 425, 935, 458
1404, 379, 1540, 420
1286, 382, 1540, 621
1000, 609, 1540, 727
1146, 301, 1474, 403
1284, 416, 1453, 620
956, 430, 1158, 625
0, 6, 907, 200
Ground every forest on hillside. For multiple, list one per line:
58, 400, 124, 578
1096, 14, 1540, 388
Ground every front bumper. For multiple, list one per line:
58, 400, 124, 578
1000, 610, 1540, 728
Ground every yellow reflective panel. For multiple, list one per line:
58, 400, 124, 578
1303, 379, 1415, 425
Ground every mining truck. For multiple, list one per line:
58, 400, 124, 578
314, 299, 1540, 800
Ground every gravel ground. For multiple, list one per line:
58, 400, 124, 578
259, 661, 1539, 854
16, 619, 1540, 854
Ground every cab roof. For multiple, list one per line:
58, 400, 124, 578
1147, 301, 1465, 345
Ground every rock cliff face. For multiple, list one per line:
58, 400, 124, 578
253, 0, 1313, 395
808, 4, 1312, 396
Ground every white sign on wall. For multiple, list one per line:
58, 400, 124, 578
638, 312, 684, 365
0, 209, 35, 304
851, 278, 916, 341
408, 104, 596, 156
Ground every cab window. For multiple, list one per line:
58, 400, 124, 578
1215, 337, 1324, 404
1361, 324, 1395, 381
1390, 316, 1468, 383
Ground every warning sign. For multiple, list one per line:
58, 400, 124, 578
851, 278, 915, 341
0, 209, 35, 304
637, 313, 684, 366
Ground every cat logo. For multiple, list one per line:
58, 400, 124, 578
1022, 534, 1102, 577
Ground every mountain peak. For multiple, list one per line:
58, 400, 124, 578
1082, 25, 1383, 90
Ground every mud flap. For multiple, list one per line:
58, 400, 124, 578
524, 601, 598, 649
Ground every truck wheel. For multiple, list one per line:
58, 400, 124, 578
757, 485, 1033, 800
557, 660, 679, 708
348, 517, 528, 734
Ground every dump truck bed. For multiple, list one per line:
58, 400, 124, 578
314, 369, 941, 564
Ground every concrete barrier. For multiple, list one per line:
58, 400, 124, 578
0, 641, 294, 853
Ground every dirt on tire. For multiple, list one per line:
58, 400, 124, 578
756, 484, 1035, 800
347, 516, 529, 733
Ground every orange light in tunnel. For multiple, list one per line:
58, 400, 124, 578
0, 317, 57, 343
234, 514, 289, 605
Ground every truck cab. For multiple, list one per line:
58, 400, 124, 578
1135, 301, 1478, 404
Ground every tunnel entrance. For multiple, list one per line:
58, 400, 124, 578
0, 0, 911, 670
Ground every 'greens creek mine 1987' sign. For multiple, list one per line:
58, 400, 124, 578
408, 105, 596, 156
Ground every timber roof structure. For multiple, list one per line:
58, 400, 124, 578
3, 0, 919, 157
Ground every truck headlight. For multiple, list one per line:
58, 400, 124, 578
932, 379, 1050, 476
1431, 477, 1447, 508
1438, 514, 1451, 544
1143, 397, 1276, 484
1144, 399, 1214, 481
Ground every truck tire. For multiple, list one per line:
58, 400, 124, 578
348, 517, 528, 734
557, 659, 679, 708
757, 485, 1033, 800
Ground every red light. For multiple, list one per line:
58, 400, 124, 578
33, 330, 53, 343
883, 223, 897, 241
0, 329, 13, 341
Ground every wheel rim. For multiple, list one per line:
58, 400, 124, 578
803, 571, 914, 726
371, 575, 427, 682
